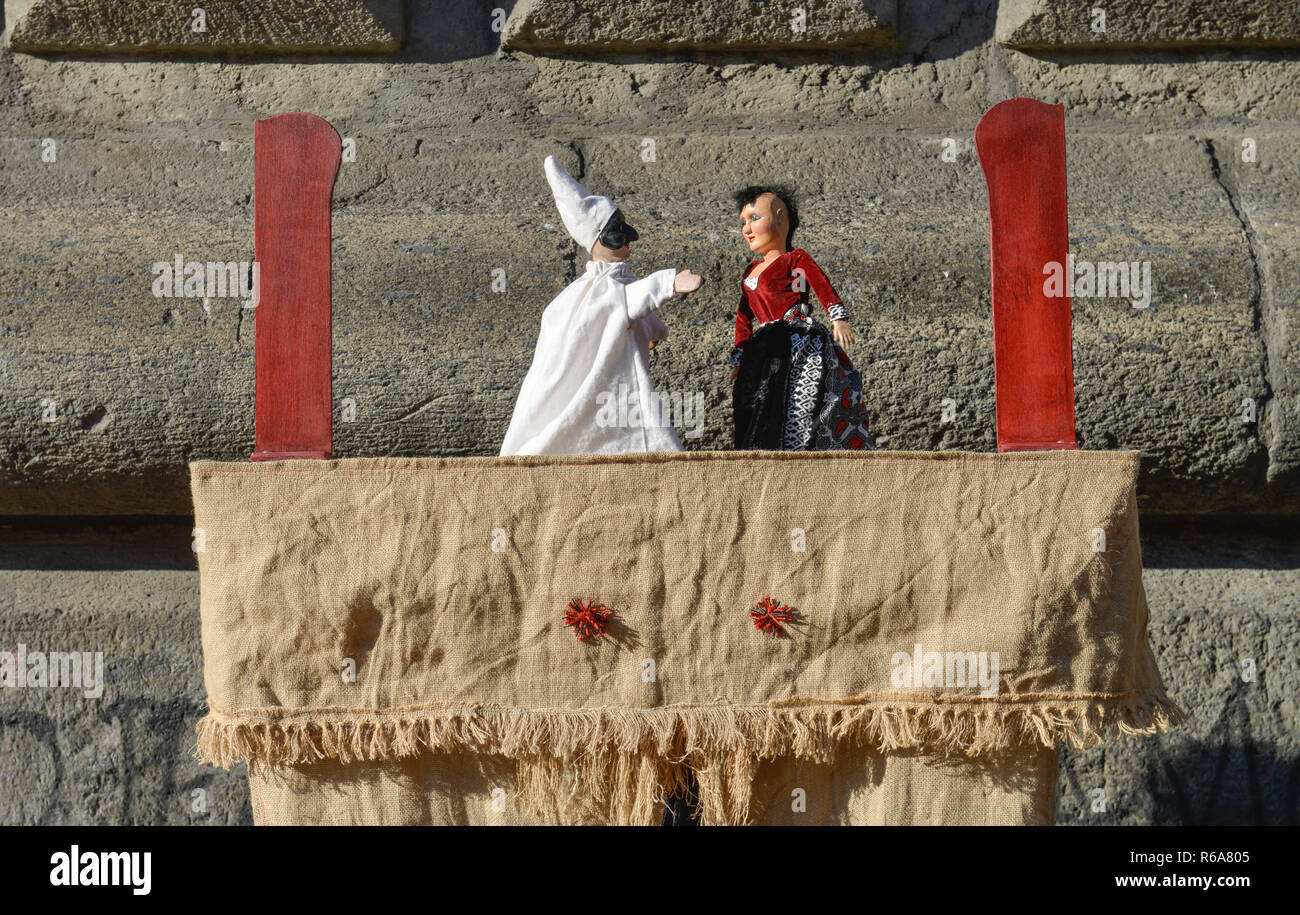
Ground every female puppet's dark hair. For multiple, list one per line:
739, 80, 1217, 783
733, 185, 800, 250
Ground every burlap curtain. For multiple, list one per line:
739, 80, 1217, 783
191, 450, 1182, 825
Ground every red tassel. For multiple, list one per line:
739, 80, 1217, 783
565, 598, 612, 641
751, 596, 795, 636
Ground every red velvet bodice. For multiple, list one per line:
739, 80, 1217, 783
733, 248, 843, 347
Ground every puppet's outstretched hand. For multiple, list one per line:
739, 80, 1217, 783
832, 319, 855, 350
674, 270, 702, 294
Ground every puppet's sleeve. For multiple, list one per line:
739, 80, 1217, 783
797, 250, 850, 324
729, 283, 754, 366
638, 311, 669, 343
625, 269, 678, 323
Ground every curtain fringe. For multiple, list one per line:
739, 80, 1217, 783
196, 698, 1184, 825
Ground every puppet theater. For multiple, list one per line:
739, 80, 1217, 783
191, 102, 1183, 826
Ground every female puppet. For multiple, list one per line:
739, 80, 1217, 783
727, 187, 875, 451
500, 157, 702, 455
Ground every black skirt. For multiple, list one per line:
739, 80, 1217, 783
732, 319, 875, 451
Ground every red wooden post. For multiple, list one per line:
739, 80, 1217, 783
251, 112, 341, 461
975, 98, 1079, 452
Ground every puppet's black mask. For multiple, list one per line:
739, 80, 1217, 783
598, 210, 639, 250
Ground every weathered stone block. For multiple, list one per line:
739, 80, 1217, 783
998, 0, 1300, 51
501, 0, 899, 55
8, 0, 404, 56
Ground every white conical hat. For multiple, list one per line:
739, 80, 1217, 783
544, 155, 618, 253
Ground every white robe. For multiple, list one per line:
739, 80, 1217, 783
501, 260, 684, 455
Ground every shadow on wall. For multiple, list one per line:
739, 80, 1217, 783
1141, 516, 1300, 572
0, 519, 197, 570
1012, 46, 1300, 66
1059, 680, 1300, 826
406, 0, 519, 65
0, 699, 253, 826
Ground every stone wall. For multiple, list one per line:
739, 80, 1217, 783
0, 0, 1295, 824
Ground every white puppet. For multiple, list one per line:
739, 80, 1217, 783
500, 156, 702, 455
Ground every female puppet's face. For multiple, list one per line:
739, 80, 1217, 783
739, 193, 786, 256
